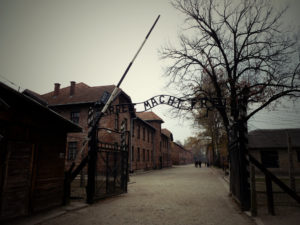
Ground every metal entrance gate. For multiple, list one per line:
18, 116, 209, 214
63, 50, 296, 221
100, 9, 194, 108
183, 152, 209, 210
94, 141, 128, 199
229, 132, 250, 211
229, 93, 251, 211
65, 120, 129, 203
87, 118, 129, 202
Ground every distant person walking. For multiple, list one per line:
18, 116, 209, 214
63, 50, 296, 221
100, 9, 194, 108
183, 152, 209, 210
194, 160, 198, 168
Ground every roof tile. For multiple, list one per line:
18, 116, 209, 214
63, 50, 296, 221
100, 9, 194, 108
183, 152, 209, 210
41, 82, 116, 105
136, 111, 164, 122
248, 129, 300, 149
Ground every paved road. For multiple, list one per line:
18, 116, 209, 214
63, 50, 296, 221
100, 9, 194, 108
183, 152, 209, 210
40, 165, 255, 225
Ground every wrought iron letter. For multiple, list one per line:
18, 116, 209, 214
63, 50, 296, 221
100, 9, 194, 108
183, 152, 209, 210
144, 100, 152, 111
159, 95, 165, 104
177, 98, 183, 108
167, 96, 176, 106
150, 97, 159, 108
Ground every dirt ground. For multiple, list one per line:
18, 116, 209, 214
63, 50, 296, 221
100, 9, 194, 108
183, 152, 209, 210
39, 165, 255, 225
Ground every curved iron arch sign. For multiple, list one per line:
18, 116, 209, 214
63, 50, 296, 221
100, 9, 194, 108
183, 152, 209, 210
103, 94, 226, 116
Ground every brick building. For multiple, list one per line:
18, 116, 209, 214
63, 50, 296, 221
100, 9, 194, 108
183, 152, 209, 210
38, 82, 189, 173
130, 114, 156, 171
135, 112, 171, 170
161, 128, 173, 168
40, 82, 134, 170
171, 142, 193, 165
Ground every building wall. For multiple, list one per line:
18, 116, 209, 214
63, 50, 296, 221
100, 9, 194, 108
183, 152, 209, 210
171, 143, 193, 166
54, 104, 90, 170
0, 99, 73, 220
146, 121, 162, 169
52, 94, 133, 172
49, 97, 176, 173
171, 142, 180, 165
130, 119, 155, 171
161, 134, 172, 168
129, 119, 174, 171
44, 85, 178, 173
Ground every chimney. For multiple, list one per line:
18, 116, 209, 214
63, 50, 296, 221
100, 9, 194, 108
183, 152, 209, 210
70, 81, 76, 96
54, 83, 60, 96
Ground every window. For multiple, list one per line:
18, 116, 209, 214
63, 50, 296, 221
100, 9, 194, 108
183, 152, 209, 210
151, 150, 154, 162
137, 124, 140, 139
70, 112, 80, 124
132, 146, 134, 161
147, 150, 150, 161
132, 121, 135, 137
137, 148, 140, 161
151, 132, 153, 143
115, 114, 119, 130
68, 142, 77, 160
261, 150, 279, 168
143, 149, 145, 161
124, 118, 128, 130
143, 127, 145, 141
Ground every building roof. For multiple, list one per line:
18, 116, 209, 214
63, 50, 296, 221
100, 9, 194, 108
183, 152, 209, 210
23, 89, 48, 106
0, 82, 82, 133
134, 116, 156, 131
41, 82, 131, 106
172, 141, 186, 149
248, 129, 300, 149
161, 128, 173, 141
136, 111, 164, 123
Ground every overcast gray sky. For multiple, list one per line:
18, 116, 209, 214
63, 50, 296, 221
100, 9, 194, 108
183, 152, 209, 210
0, 0, 300, 143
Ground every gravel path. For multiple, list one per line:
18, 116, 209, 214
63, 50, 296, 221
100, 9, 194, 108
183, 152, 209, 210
40, 165, 255, 225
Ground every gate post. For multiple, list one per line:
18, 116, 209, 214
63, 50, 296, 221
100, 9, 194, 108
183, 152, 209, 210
86, 127, 97, 204
86, 107, 98, 204
238, 86, 251, 211
229, 86, 251, 211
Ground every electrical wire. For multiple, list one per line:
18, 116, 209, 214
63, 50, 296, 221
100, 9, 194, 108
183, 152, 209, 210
0, 73, 22, 92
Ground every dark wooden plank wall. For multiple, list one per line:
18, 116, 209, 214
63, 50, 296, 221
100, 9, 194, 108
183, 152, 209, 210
0, 120, 67, 220
0, 141, 33, 219
32, 140, 66, 213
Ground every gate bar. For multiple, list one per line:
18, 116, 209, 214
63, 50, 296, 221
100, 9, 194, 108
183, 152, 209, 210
86, 15, 160, 204
101, 15, 160, 114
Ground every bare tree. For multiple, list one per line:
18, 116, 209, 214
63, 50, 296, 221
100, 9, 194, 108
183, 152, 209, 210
160, 0, 300, 136
184, 134, 209, 161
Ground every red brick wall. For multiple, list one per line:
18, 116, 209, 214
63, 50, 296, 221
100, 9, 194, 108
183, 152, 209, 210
161, 135, 172, 168
54, 104, 90, 170
146, 121, 163, 169
130, 119, 155, 171
50, 95, 176, 173
171, 142, 180, 165
171, 142, 192, 165
52, 94, 133, 172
